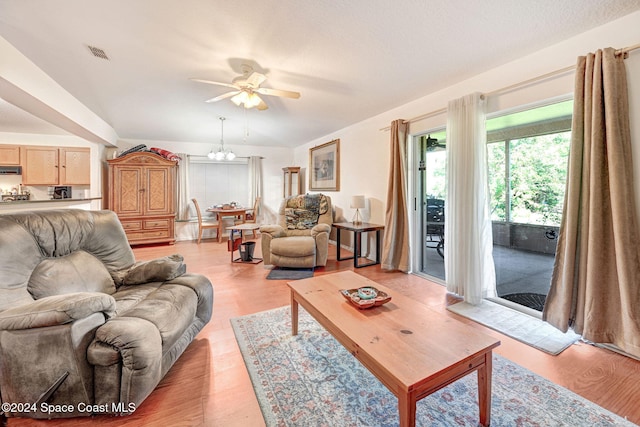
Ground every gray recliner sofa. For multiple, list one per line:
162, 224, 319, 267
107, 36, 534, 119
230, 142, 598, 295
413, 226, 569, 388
0, 209, 213, 419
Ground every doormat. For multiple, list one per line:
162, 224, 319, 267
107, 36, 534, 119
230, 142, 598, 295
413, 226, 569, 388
266, 267, 314, 280
500, 292, 547, 312
447, 299, 580, 355
231, 305, 634, 427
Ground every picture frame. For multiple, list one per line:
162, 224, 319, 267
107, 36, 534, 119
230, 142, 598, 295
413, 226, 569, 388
309, 139, 340, 191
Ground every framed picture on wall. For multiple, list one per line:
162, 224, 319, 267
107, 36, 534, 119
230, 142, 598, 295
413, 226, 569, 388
309, 139, 340, 191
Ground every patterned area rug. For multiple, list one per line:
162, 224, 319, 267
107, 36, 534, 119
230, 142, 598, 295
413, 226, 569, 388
231, 306, 635, 427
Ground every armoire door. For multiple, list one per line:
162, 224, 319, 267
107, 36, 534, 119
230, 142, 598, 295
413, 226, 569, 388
143, 166, 174, 216
113, 166, 143, 216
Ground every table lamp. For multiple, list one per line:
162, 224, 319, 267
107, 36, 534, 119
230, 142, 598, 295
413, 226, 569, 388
351, 195, 365, 225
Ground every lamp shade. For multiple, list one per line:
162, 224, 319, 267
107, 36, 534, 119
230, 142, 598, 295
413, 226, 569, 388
350, 195, 365, 209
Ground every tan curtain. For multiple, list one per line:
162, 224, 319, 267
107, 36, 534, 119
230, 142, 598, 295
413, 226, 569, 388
543, 48, 640, 358
381, 119, 410, 272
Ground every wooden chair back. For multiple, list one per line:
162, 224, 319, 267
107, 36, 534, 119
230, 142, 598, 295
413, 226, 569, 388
191, 198, 218, 243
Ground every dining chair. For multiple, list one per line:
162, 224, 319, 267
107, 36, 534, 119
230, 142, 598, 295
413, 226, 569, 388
192, 198, 219, 243
244, 196, 261, 238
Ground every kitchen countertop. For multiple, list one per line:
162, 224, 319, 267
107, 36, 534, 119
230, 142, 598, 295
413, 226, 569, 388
0, 197, 101, 204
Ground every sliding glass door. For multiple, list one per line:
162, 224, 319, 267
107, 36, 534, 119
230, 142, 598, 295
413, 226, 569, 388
416, 129, 446, 280
413, 99, 572, 314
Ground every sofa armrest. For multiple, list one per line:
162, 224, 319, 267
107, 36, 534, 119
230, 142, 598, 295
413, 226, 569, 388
164, 273, 214, 326
259, 224, 286, 238
0, 292, 116, 331
311, 223, 331, 236
88, 317, 162, 408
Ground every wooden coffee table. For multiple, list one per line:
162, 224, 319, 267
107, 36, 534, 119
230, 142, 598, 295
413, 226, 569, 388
288, 271, 500, 427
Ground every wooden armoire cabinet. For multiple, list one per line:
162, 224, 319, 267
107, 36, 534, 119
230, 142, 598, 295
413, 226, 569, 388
107, 152, 177, 245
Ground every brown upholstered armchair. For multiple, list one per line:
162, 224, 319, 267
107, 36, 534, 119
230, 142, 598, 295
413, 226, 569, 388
260, 194, 332, 268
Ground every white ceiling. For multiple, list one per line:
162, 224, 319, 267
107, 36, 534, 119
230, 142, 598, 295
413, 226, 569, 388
1, 0, 639, 148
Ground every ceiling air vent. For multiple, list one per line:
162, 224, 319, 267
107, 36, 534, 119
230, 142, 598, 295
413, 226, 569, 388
87, 45, 109, 60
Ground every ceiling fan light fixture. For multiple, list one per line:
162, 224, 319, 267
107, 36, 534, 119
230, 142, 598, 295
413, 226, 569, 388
231, 91, 247, 107
245, 92, 262, 109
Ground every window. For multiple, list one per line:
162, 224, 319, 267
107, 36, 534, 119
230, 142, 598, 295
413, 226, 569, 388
488, 133, 570, 226
189, 159, 249, 213
487, 100, 572, 227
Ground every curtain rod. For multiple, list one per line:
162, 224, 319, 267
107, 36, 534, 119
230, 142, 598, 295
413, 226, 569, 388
380, 41, 640, 132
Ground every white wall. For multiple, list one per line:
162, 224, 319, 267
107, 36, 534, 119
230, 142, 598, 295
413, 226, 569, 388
293, 11, 640, 264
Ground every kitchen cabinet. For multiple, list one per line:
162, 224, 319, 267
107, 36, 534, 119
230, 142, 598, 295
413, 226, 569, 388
60, 148, 91, 185
0, 145, 21, 165
107, 151, 177, 245
21, 146, 90, 185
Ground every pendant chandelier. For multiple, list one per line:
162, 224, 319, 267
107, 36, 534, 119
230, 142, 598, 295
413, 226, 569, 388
207, 116, 236, 161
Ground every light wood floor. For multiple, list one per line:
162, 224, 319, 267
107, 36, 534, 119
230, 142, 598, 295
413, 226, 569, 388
6, 236, 640, 426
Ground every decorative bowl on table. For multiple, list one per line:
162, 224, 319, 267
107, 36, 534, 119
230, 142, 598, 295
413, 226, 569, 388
340, 287, 391, 309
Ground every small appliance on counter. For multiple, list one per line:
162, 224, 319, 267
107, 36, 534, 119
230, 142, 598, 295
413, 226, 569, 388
52, 186, 72, 199
1, 194, 29, 202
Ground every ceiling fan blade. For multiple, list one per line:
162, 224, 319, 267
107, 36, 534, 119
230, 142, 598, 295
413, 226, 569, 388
255, 87, 301, 99
245, 72, 267, 88
190, 78, 239, 90
205, 90, 241, 103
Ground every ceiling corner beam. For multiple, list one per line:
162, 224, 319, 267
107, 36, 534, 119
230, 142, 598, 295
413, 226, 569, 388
0, 36, 118, 146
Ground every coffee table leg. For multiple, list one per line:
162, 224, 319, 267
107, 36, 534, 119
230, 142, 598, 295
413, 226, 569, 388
477, 352, 493, 426
398, 393, 416, 427
291, 291, 299, 336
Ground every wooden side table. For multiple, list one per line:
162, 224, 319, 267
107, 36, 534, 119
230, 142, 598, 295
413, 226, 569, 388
226, 223, 262, 264
333, 222, 384, 268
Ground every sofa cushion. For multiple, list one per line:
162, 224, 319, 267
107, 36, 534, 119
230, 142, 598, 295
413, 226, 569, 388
117, 284, 197, 351
28, 251, 116, 299
271, 236, 316, 257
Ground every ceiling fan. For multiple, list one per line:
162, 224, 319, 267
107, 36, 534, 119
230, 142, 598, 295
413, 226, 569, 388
191, 65, 300, 110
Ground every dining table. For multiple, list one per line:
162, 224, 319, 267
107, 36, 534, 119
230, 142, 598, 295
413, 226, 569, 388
206, 207, 249, 242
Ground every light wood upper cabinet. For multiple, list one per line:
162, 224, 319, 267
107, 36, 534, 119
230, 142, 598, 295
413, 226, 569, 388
0, 145, 21, 165
60, 148, 90, 185
21, 146, 90, 185
21, 146, 59, 185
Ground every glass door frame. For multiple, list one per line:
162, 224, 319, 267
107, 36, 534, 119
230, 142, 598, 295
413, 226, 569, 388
410, 128, 446, 285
